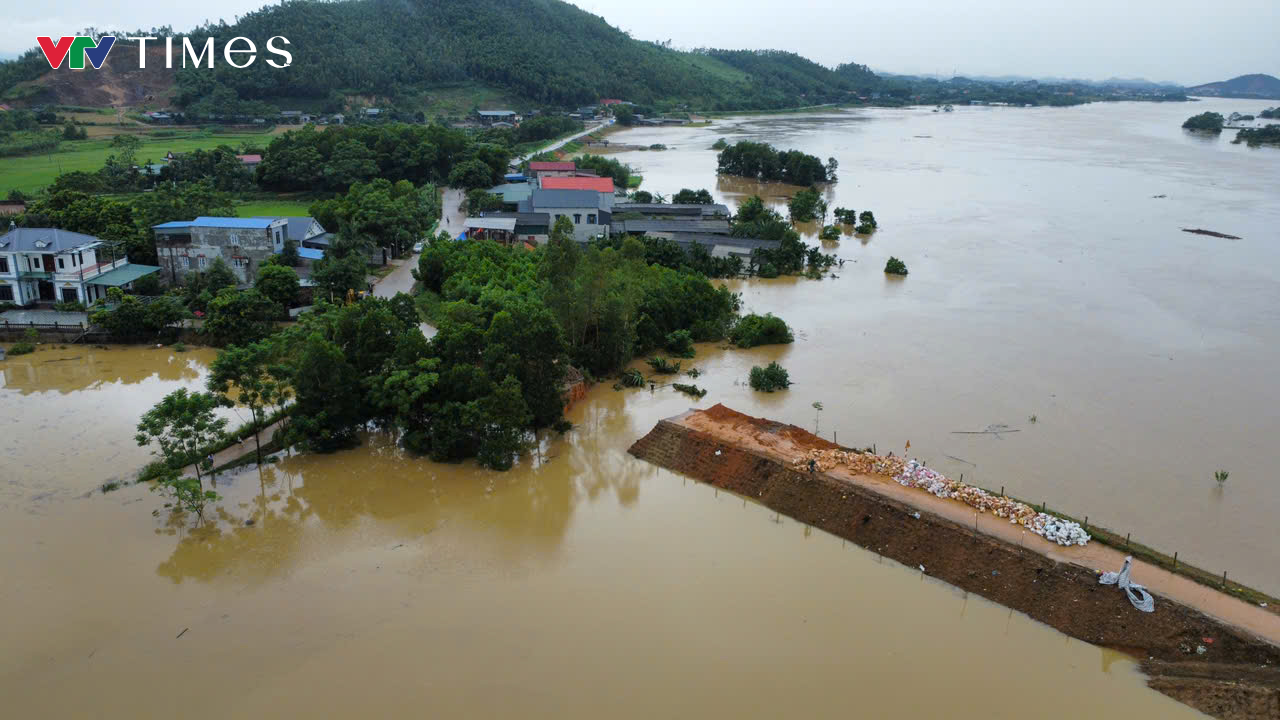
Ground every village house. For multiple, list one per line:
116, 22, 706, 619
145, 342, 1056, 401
527, 161, 577, 179
520, 189, 612, 243
463, 212, 551, 247
237, 154, 262, 171
0, 225, 159, 305
476, 110, 517, 126
151, 217, 289, 285
539, 176, 616, 193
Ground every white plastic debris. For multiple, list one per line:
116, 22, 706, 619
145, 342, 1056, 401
1099, 556, 1156, 613
715, 450, 721, 456
790, 452, 1093, 547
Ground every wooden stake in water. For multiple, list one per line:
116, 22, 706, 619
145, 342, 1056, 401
1125, 532, 1131, 550
1173, 551, 1178, 570
1222, 571, 1228, 589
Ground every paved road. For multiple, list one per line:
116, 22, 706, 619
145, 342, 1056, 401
513, 119, 612, 164
372, 252, 420, 298
439, 187, 467, 239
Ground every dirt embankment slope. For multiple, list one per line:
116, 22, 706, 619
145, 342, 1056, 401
628, 404, 1280, 720
24, 47, 175, 107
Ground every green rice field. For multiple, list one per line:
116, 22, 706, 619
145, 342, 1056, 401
0, 126, 286, 194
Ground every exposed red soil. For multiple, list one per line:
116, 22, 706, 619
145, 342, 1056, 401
628, 405, 1280, 720
26, 46, 176, 107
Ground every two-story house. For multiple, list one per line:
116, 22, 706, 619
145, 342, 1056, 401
0, 225, 159, 305
152, 217, 289, 285
521, 189, 613, 244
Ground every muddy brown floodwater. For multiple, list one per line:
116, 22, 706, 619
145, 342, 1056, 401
2, 99, 1275, 717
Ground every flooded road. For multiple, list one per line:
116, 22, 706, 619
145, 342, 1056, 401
2, 345, 1199, 718
5, 98, 1276, 717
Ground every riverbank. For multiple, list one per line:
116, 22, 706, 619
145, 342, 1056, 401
628, 404, 1280, 720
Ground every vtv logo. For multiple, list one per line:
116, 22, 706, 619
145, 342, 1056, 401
37, 36, 117, 70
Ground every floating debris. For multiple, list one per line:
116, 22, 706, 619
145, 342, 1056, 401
1181, 228, 1241, 240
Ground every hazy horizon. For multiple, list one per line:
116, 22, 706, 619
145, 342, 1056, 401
3, 0, 1277, 86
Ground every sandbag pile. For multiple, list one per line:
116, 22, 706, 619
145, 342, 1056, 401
791, 451, 1091, 547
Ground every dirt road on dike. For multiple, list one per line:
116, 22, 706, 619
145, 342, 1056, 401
629, 404, 1280, 720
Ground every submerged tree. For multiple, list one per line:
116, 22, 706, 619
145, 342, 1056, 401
136, 388, 229, 489
208, 341, 292, 467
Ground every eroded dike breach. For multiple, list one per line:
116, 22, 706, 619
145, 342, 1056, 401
627, 405, 1280, 720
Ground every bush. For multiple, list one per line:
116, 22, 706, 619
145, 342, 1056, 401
665, 329, 695, 358
647, 356, 681, 374
819, 225, 840, 240
749, 362, 791, 392
53, 300, 86, 312
7, 328, 38, 355
619, 368, 645, 387
672, 383, 706, 398
884, 257, 908, 275
730, 313, 793, 348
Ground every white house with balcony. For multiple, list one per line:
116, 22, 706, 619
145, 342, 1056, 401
0, 225, 161, 306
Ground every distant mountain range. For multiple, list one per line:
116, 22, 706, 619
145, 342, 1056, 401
1186, 74, 1280, 100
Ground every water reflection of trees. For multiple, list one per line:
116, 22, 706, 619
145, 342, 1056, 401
155, 417, 650, 583
0, 347, 207, 395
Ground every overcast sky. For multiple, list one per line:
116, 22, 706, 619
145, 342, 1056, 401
4, 0, 1277, 85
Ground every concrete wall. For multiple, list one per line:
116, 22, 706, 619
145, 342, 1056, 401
543, 209, 610, 243
155, 222, 285, 285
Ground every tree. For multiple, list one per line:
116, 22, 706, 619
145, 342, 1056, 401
1182, 112, 1225, 133
312, 252, 369, 300
672, 188, 714, 204
151, 467, 221, 524
208, 341, 292, 467
90, 289, 191, 339
788, 187, 825, 223
255, 264, 300, 308
204, 256, 239, 290
465, 188, 505, 213
279, 238, 301, 267
310, 178, 435, 256
730, 313, 793, 348
324, 138, 379, 189
884, 256, 908, 275
201, 288, 280, 346
749, 362, 791, 392
136, 388, 229, 489
447, 159, 498, 190
284, 333, 365, 452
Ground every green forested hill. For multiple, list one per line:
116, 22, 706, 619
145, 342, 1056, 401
158, 0, 869, 112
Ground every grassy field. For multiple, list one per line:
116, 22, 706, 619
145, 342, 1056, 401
233, 198, 317, 217
1, 126, 288, 194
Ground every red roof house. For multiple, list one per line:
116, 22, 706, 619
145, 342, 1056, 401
541, 176, 615, 193
528, 161, 576, 172
599, 99, 624, 106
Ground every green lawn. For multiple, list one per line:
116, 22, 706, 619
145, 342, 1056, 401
234, 198, 317, 217
0, 127, 285, 194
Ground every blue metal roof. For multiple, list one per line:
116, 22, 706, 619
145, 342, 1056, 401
296, 247, 325, 260
152, 216, 279, 230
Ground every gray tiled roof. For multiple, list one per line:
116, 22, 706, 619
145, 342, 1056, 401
529, 189, 611, 210
612, 219, 731, 234
0, 227, 103, 252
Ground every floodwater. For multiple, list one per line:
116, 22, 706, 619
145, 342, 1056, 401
603, 99, 1280, 592
1, 347, 1197, 718
5, 98, 1276, 717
